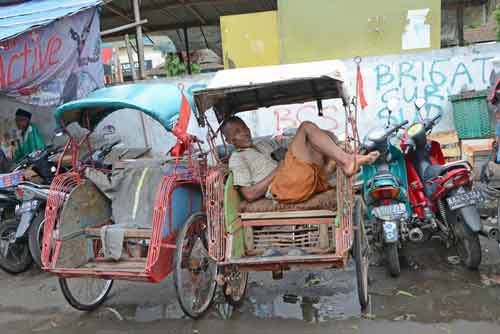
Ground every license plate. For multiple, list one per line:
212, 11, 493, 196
446, 190, 482, 210
372, 203, 407, 220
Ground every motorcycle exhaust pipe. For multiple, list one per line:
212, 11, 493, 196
479, 225, 500, 241
408, 228, 424, 242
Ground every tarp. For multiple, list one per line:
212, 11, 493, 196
0, 0, 102, 42
0, 6, 104, 106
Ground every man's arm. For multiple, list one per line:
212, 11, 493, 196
239, 168, 278, 202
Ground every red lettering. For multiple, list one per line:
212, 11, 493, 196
31, 44, 39, 76
7, 52, 22, 86
296, 105, 339, 132
0, 54, 5, 88
48, 36, 61, 66
21, 43, 31, 80
274, 108, 298, 133
38, 41, 49, 71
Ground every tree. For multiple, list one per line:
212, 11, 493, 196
164, 54, 201, 77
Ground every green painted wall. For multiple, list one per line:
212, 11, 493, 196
278, 0, 441, 64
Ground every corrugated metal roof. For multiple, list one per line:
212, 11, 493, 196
0, 0, 102, 42
101, 0, 277, 55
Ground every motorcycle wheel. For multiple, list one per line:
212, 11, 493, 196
447, 209, 482, 270
384, 243, 401, 277
0, 221, 32, 274
28, 207, 45, 268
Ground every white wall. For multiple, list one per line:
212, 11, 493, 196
117, 46, 165, 68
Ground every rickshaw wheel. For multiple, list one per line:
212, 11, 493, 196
223, 271, 248, 307
174, 212, 217, 319
353, 197, 370, 310
59, 277, 113, 311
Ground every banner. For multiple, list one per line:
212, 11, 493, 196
0, 8, 103, 106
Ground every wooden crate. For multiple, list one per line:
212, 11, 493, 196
428, 131, 461, 162
462, 139, 495, 181
245, 224, 335, 256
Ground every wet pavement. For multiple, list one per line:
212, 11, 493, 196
1, 237, 500, 333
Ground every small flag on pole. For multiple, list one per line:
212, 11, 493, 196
171, 93, 192, 157
356, 64, 368, 110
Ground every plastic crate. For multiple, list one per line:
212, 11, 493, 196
449, 90, 493, 139
0, 171, 23, 188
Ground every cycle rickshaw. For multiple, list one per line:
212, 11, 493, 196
41, 83, 216, 312
173, 60, 370, 318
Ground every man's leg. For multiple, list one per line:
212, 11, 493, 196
289, 121, 377, 176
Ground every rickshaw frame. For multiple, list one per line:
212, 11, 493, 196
41, 83, 215, 313
192, 60, 370, 310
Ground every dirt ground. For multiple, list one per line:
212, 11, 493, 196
1, 236, 500, 334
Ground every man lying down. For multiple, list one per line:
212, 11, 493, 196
222, 116, 379, 204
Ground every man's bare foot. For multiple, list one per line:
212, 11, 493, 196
358, 151, 380, 165
341, 151, 380, 177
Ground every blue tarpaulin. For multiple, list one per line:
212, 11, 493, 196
0, 0, 102, 42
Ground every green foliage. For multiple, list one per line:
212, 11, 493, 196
164, 54, 201, 77
495, 5, 500, 41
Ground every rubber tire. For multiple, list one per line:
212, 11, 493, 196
174, 212, 217, 319
0, 221, 32, 274
446, 207, 482, 270
384, 243, 401, 277
224, 271, 249, 307
27, 207, 45, 268
452, 216, 482, 270
59, 278, 114, 311
353, 198, 370, 310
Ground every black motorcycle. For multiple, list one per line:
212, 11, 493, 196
0, 146, 61, 273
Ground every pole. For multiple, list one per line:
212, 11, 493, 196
100, 19, 148, 36
457, 5, 465, 47
131, 0, 149, 147
124, 34, 138, 81
132, 0, 146, 79
183, 27, 192, 75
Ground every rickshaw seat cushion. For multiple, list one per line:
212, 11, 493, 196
239, 188, 337, 213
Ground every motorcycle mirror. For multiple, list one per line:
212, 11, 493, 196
387, 97, 399, 113
54, 127, 65, 137
414, 98, 426, 111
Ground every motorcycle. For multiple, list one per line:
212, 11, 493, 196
400, 98, 484, 269
8, 139, 120, 270
13, 145, 62, 268
0, 155, 32, 273
361, 98, 410, 277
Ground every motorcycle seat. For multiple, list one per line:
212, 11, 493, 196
423, 160, 471, 183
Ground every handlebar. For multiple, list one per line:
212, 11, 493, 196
361, 120, 408, 154
387, 120, 409, 137
425, 114, 442, 132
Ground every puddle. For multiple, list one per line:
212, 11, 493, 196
77, 238, 500, 325
251, 293, 360, 322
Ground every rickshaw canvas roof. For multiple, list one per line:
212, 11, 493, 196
193, 60, 349, 122
54, 83, 193, 132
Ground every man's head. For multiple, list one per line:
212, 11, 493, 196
221, 116, 252, 149
15, 108, 32, 131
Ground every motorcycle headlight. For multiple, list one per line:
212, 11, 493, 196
407, 123, 424, 138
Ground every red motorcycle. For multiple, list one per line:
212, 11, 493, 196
400, 98, 483, 269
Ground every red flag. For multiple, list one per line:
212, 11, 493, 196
170, 94, 192, 157
357, 64, 368, 110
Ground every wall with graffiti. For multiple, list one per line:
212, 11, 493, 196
226, 43, 500, 141
17, 42, 500, 156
